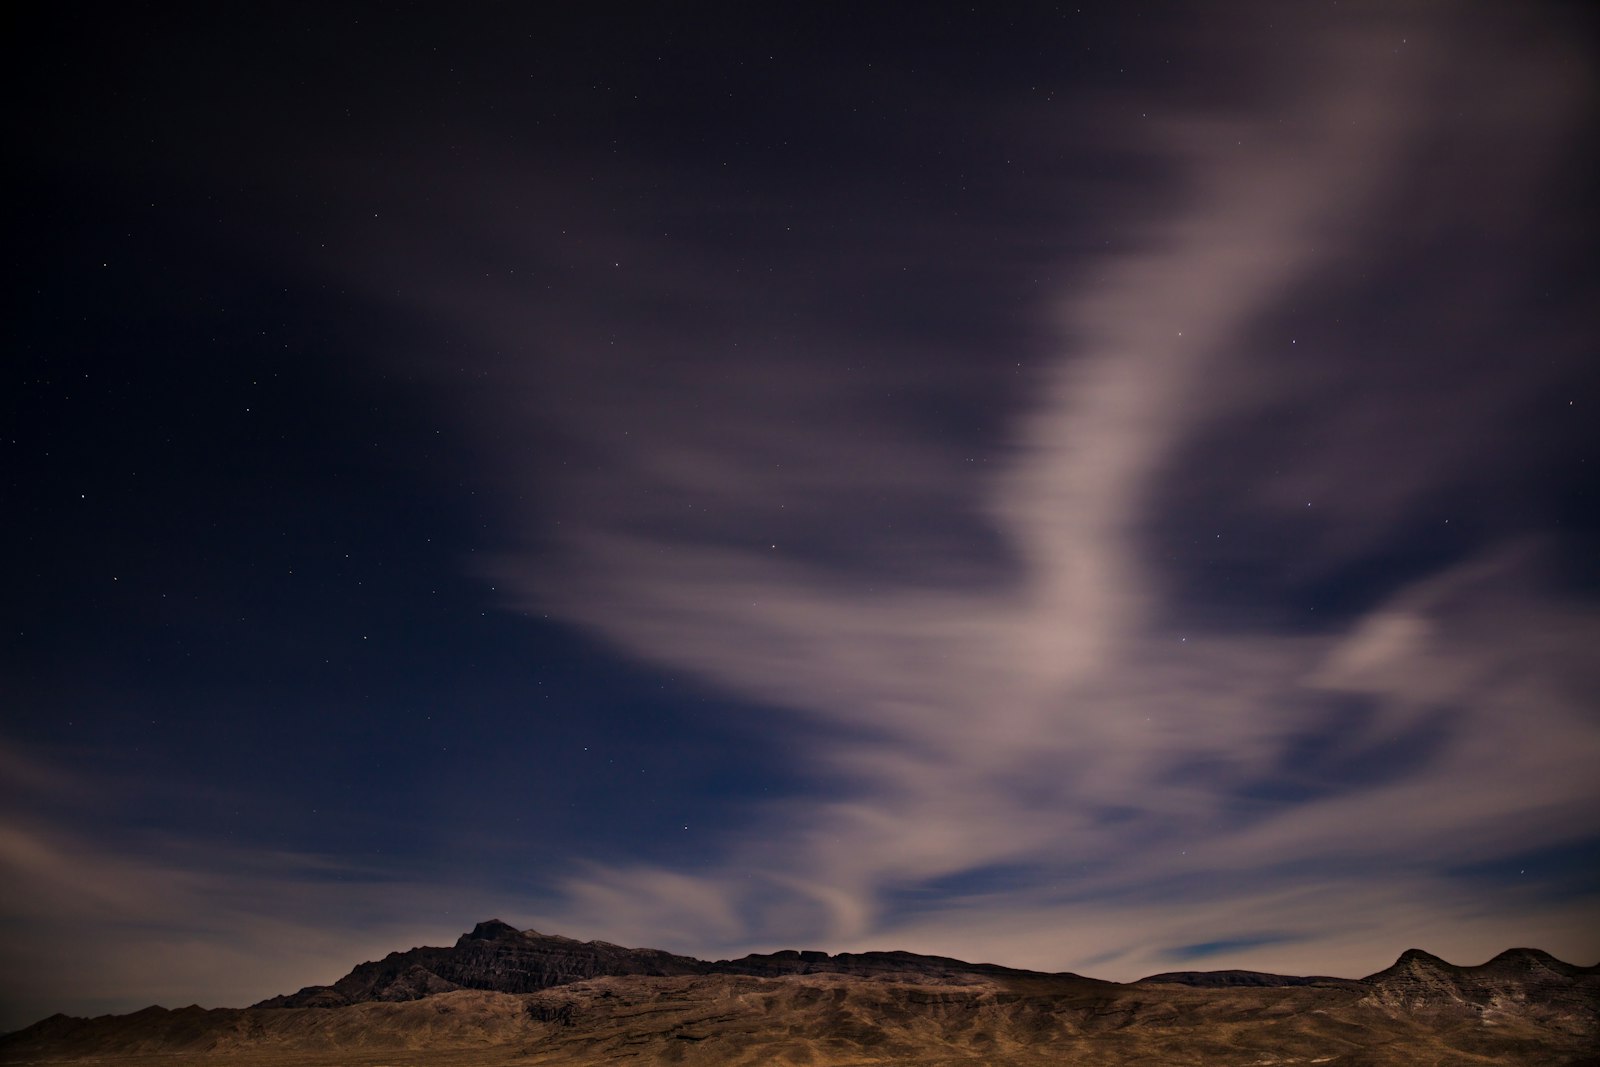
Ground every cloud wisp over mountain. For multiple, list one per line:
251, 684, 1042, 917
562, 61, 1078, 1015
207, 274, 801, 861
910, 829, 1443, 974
4, 0, 1596, 1032
381, 6, 1599, 976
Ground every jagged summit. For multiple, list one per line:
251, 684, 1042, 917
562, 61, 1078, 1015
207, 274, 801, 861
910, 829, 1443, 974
255, 923, 710, 1008
254, 922, 1094, 1008
456, 919, 582, 946
1359, 944, 1600, 1025
459, 919, 523, 942
1366, 946, 1595, 982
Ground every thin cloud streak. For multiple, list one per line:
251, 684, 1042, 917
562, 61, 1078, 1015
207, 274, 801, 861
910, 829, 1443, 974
423, 9, 1600, 968
6, 1, 1595, 1034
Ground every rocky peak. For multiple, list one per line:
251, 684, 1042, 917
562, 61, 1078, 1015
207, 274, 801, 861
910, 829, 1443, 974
1393, 948, 1453, 969
1360, 949, 1456, 985
458, 919, 524, 944
1478, 947, 1569, 977
258, 922, 708, 1007
1360, 947, 1600, 1035
253, 920, 1596, 1035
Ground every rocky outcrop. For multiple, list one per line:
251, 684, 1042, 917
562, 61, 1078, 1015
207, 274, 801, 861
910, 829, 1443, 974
254, 920, 708, 1007
10, 967, 1599, 1066
714, 946, 1074, 983
1360, 946, 1600, 1037
1136, 968, 1363, 989
254, 920, 1079, 1007
256, 920, 1599, 1034
9, 927, 1599, 1067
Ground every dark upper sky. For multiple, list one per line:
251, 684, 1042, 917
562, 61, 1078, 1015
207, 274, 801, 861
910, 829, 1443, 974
4, 0, 1598, 1030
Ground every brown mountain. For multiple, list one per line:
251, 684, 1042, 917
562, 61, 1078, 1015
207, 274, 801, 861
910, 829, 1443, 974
1134, 967, 1363, 988
4, 922, 1596, 1066
253, 920, 709, 1006
1360, 946, 1600, 1026
255, 918, 1075, 1008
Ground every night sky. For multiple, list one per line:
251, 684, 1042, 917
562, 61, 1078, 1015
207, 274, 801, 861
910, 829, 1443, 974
5, 0, 1599, 1031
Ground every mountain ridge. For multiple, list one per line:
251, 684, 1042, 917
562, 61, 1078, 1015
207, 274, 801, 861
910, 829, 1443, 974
6, 922, 1597, 1066
255, 918, 1600, 1009
254, 918, 1094, 1008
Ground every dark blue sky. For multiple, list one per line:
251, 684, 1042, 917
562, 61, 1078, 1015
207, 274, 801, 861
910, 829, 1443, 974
5, 0, 1598, 1030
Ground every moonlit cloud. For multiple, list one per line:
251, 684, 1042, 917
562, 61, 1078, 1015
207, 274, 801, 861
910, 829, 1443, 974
6, 2, 1595, 1032
355, 5, 1600, 975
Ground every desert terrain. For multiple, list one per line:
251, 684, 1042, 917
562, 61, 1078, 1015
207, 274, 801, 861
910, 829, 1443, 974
4, 922, 1595, 1066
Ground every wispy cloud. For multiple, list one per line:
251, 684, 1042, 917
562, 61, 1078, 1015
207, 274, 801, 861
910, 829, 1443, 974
350, 6, 1600, 975
7, 6, 1592, 1031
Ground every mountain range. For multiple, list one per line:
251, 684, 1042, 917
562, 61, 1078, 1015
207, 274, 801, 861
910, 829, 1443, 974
4, 920, 1596, 1065
254, 919, 1095, 1007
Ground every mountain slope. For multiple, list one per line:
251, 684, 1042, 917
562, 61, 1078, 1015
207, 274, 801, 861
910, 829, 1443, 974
254, 919, 709, 1007
255, 918, 1075, 1007
4, 923, 1596, 1066
1360, 946, 1600, 1036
